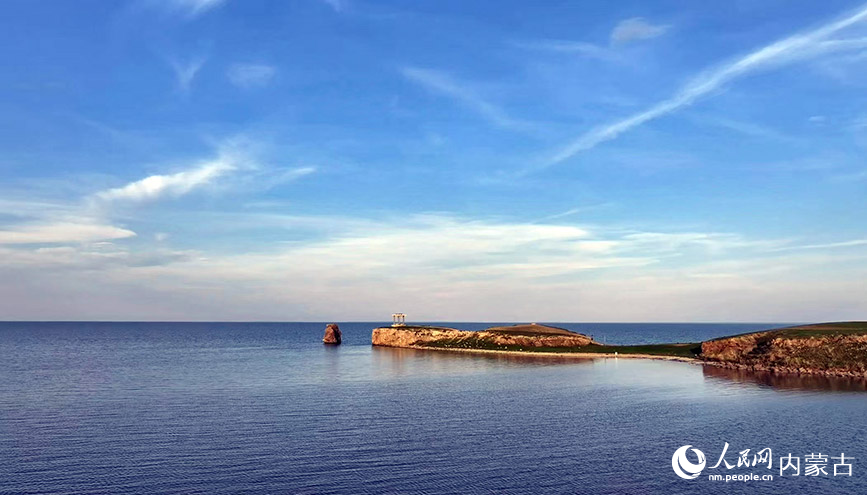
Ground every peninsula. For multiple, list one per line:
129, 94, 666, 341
371, 321, 867, 378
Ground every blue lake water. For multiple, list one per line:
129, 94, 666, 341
1, 322, 865, 494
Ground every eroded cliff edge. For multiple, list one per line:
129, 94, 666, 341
701, 322, 867, 377
372, 323, 599, 351
371, 321, 867, 378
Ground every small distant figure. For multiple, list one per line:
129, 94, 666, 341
392, 313, 406, 327
323, 323, 342, 345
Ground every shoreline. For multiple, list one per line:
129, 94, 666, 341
370, 322, 867, 380
373, 344, 867, 379
700, 359, 867, 379
375, 344, 701, 363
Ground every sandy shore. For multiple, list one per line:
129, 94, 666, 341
391, 344, 701, 364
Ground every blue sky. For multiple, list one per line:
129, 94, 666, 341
1, 0, 866, 321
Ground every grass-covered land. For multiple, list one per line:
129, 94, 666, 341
768, 322, 867, 338
421, 334, 702, 358
575, 343, 702, 358
701, 322, 867, 374
384, 322, 867, 364
706, 321, 867, 341
484, 323, 579, 337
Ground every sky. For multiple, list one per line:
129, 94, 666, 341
0, 0, 866, 322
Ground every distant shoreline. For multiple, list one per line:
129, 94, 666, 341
371, 322, 867, 380
384, 344, 701, 363
378, 344, 867, 379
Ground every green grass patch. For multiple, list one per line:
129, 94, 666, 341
705, 322, 867, 342
772, 322, 867, 338
574, 343, 702, 358
422, 336, 701, 358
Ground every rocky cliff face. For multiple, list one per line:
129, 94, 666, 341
323, 323, 342, 345
702, 333, 867, 377
372, 326, 598, 350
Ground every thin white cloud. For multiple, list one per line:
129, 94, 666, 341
159, 0, 226, 17
266, 166, 317, 186
691, 115, 796, 143
0, 222, 135, 245
515, 40, 621, 62
401, 66, 525, 130
92, 142, 315, 203
170, 57, 206, 92
772, 239, 867, 251
519, 18, 669, 60
162, 214, 792, 284
0, 243, 197, 269
2, 210, 865, 320
546, 4, 867, 168
318, 0, 344, 13
610, 17, 670, 44
227, 64, 276, 89
622, 231, 782, 254
95, 155, 237, 203
537, 203, 614, 221
229, 165, 318, 193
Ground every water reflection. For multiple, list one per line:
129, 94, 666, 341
371, 346, 597, 377
702, 365, 867, 392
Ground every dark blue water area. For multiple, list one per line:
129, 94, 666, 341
1, 322, 865, 495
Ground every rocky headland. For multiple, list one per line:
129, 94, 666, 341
701, 322, 867, 378
371, 321, 867, 378
372, 323, 599, 350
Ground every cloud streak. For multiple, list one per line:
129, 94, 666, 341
610, 17, 670, 44
0, 222, 136, 245
0, 208, 864, 320
227, 64, 276, 88
95, 155, 237, 203
546, 4, 867, 168
317, 0, 344, 13
170, 57, 206, 92
771, 239, 867, 251
401, 67, 525, 130
162, 0, 226, 17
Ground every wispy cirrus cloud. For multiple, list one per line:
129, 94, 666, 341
0, 205, 864, 320
545, 4, 867, 168
158, 0, 226, 18
689, 114, 797, 144
0, 222, 136, 245
517, 17, 669, 61
94, 157, 237, 203
260, 166, 317, 188
400, 66, 526, 130
92, 141, 317, 203
514, 39, 621, 62
170, 57, 206, 92
227, 63, 276, 88
771, 239, 867, 251
610, 17, 670, 44
317, 0, 344, 13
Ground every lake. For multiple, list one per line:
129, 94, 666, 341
1, 322, 865, 494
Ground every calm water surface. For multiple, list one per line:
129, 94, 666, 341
1, 322, 865, 494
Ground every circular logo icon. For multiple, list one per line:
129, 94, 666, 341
672, 445, 706, 480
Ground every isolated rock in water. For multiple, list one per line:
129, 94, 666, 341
323, 323, 342, 345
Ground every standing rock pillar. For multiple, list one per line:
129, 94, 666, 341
323, 323, 342, 345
